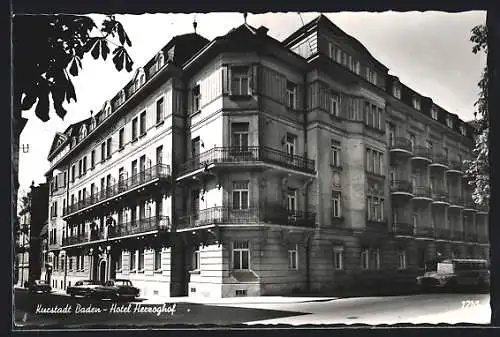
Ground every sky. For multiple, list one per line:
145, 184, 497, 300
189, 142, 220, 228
17, 11, 486, 198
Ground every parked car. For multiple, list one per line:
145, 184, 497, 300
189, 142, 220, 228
91, 279, 140, 300
66, 280, 104, 297
27, 280, 51, 293
417, 258, 490, 291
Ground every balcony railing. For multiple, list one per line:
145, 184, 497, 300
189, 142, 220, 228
432, 190, 449, 203
464, 198, 477, 210
390, 138, 412, 153
366, 218, 388, 232
177, 146, 315, 177
434, 228, 451, 240
412, 146, 431, 161
415, 226, 434, 238
465, 232, 479, 242
447, 160, 464, 172
451, 230, 465, 241
449, 195, 464, 206
392, 222, 415, 236
108, 216, 170, 238
478, 234, 489, 243
63, 164, 171, 216
391, 180, 413, 194
413, 186, 432, 199
431, 153, 449, 167
176, 204, 316, 230
62, 233, 89, 246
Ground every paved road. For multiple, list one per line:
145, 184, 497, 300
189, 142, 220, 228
13, 289, 490, 328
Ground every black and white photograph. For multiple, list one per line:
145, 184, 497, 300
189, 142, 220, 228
11, 9, 493, 329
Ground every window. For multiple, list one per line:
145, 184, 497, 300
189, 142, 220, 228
446, 117, 453, 128
154, 249, 162, 271
332, 191, 341, 218
82, 156, 87, 173
69, 257, 73, 271
333, 246, 344, 270
361, 248, 370, 270
393, 85, 401, 99
388, 123, 396, 146
443, 147, 448, 160
231, 123, 249, 150
156, 97, 164, 123
413, 97, 421, 110
431, 107, 438, 120
409, 134, 416, 152
132, 117, 138, 141
140, 111, 146, 135
230, 66, 250, 95
156, 146, 163, 165
119, 128, 124, 149
156, 198, 163, 217
286, 133, 296, 156
130, 250, 136, 271
331, 140, 341, 167
138, 249, 144, 271
192, 85, 201, 113
372, 248, 381, 269
233, 240, 249, 270
232, 181, 249, 210
101, 142, 106, 162
78, 160, 82, 177
157, 52, 164, 69
192, 249, 200, 271
367, 196, 385, 222
366, 68, 377, 85
426, 140, 433, 152
330, 92, 340, 117
106, 138, 112, 159
288, 244, 298, 270
71, 165, 75, 182
287, 188, 297, 212
286, 81, 296, 109
397, 250, 407, 270
116, 252, 122, 271
460, 125, 467, 136
91, 150, 95, 168
365, 148, 384, 175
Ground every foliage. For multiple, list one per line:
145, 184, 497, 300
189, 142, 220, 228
464, 24, 489, 207
13, 14, 134, 122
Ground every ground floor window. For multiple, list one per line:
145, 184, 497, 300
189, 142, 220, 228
372, 248, 381, 270
192, 249, 200, 271
288, 244, 298, 270
233, 240, 250, 270
397, 250, 407, 270
333, 246, 344, 270
130, 250, 136, 272
116, 252, 122, 272
361, 248, 370, 270
154, 249, 162, 271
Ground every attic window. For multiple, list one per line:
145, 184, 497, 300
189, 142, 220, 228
105, 104, 111, 117
135, 69, 146, 90
431, 107, 438, 120
412, 97, 421, 111
460, 125, 467, 136
446, 116, 453, 128
90, 116, 96, 130
392, 85, 401, 99
79, 125, 87, 140
157, 52, 165, 70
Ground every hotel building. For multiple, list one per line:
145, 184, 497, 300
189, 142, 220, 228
45, 15, 489, 298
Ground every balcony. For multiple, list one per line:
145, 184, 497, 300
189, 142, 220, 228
434, 228, 452, 240
465, 232, 479, 242
478, 234, 489, 244
412, 186, 432, 202
415, 226, 434, 239
176, 204, 316, 230
411, 146, 432, 164
446, 160, 464, 175
451, 230, 465, 241
389, 138, 413, 157
62, 233, 89, 246
392, 222, 415, 236
366, 218, 388, 233
463, 198, 478, 212
448, 196, 464, 208
108, 216, 170, 239
430, 153, 449, 169
390, 180, 414, 198
176, 146, 316, 180
477, 204, 489, 214
431, 190, 450, 206
63, 164, 171, 218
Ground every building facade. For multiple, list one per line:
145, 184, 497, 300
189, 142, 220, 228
45, 15, 489, 298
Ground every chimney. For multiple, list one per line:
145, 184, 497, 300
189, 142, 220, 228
257, 26, 269, 36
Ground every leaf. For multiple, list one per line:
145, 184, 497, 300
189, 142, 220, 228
124, 51, 133, 72
35, 80, 50, 122
90, 38, 100, 59
112, 46, 125, 71
51, 81, 67, 119
69, 57, 79, 76
21, 94, 37, 110
115, 21, 131, 47
100, 38, 110, 60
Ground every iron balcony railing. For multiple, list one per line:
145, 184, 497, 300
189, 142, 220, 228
477, 204, 489, 213
466, 232, 479, 242
432, 190, 449, 203
391, 180, 413, 194
451, 230, 465, 241
176, 204, 316, 230
447, 160, 464, 172
108, 216, 170, 239
389, 137, 412, 153
431, 153, 449, 167
413, 186, 432, 199
478, 234, 489, 243
62, 233, 88, 246
464, 198, 477, 210
392, 222, 415, 236
449, 195, 464, 206
434, 228, 451, 240
63, 164, 171, 216
412, 146, 431, 160
415, 226, 434, 238
177, 146, 315, 177
366, 218, 388, 232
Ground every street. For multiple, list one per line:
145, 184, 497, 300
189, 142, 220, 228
13, 288, 490, 328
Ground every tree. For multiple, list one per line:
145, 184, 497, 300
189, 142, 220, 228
13, 14, 135, 122
464, 24, 489, 207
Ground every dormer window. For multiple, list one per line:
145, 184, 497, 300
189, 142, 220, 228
460, 125, 467, 136
104, 101, 111, 118
392, 85, 401, 99
413, 97, 421, 110
366, 68, 377, 85
72, 137, 77, 148
118, 90, 125, 105
446, 116, 453, 128
431, 107, 438, 120
135, 68, 146, 90
90, 116, 96, 131
157, 52, 165, 70
79, 125, 87, 140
